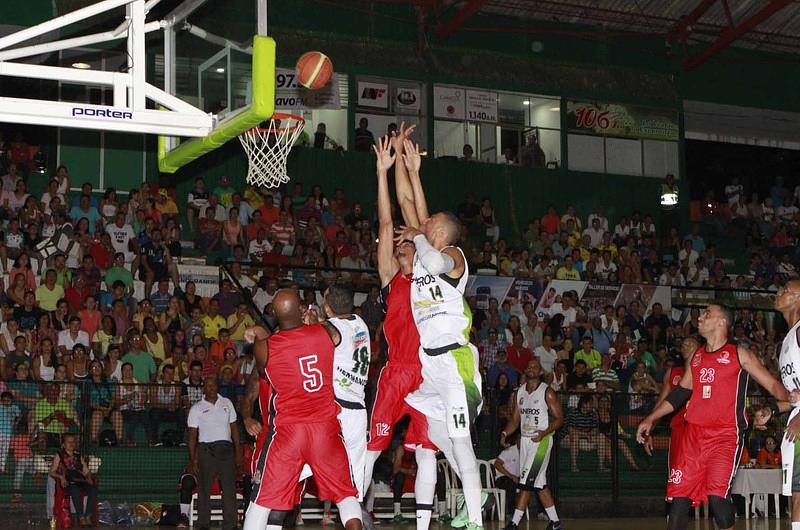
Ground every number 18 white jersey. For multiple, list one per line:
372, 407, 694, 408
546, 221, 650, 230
780, 320, 800, 396
329, 314, 371, 406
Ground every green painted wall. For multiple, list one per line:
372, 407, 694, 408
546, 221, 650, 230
0, 0, 53, 26
166, 145, 677, 246
59, 130, 145, 193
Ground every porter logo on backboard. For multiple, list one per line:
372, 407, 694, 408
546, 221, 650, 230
72, 107, 133, 119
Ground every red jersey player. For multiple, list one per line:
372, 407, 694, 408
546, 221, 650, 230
647, 336, 699, 472
365, 133, 439, 530
637, 304, 795, 530
241, 289, 362, 530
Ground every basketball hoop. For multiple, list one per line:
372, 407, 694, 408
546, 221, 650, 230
239, 113, 305, 188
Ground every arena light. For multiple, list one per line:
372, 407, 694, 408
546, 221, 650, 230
549, 107, 560, 111
215, 67, 225, 73
72, 62, 91, 69
523, 100, 530, 105
661, 193, 678, 206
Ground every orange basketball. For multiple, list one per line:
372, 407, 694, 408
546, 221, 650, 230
296, 51, 333, 90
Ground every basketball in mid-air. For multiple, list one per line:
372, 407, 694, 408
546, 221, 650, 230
296, 51, 333, 90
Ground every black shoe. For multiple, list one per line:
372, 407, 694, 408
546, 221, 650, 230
503, 522, 518, 530
546, 521, 564, 530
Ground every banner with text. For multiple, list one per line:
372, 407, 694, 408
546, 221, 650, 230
275, 68, 340, 110
433, 86, 465, 120
566, 100, 679, 141
466, 90, 498, 123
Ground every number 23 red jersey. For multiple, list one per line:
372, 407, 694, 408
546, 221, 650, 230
265, 323, 339, 426
684, 342, 748, 432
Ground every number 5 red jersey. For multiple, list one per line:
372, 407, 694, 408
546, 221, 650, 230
265, 323, 339, 425
684, 342, 748, 432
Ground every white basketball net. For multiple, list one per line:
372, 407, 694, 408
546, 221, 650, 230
239, 115, 305, 188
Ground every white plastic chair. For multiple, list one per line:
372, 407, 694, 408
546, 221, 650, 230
439, 458, 463, 516
482, 459, 506, 521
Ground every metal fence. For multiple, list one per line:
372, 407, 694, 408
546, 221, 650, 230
1, 380, 784, 510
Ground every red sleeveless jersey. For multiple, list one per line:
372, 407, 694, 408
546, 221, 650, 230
382, 272, 422, 368
668, 365, 686, 428
265, 323, 339, 425
684, 342, 748, 431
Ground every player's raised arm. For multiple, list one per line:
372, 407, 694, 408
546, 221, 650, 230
373, 136, 400, 286
402, 138, 429, 225
392, 123, 420, 228
739, 343, 795, 411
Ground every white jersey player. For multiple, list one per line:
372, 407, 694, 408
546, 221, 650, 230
323, 285, 371, 501
500, 359, 564, 530
395, 139, 484, 529
776, 280, 800, 528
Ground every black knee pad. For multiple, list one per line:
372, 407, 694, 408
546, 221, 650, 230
667, 497, 691, 530
708, 496, 735, 529
267, 510, 290, 525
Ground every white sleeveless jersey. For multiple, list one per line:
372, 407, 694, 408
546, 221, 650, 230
410, 245, 472, 350
329, 314, 371, 405
518, 382, 549, 437
779, 320, 800, 398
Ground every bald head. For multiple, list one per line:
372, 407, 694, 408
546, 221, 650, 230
272, 289, 303, 329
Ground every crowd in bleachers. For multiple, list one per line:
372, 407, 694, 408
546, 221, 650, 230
0, 131, 794, 515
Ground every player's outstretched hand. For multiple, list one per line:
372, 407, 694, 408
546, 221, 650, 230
785, 413, 800, 443
531, 430, 546, 443
394, 225, 422, 245
373, 135, 395, 173
499, 432, 509, 449
391, 122, 417, 151
303, 305, 321, 325
402, 139, 422, 173
244, 326, 269, 344
636, 418, 653, 450
244, 417, 263, 437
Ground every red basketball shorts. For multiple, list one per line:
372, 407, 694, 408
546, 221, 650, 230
251, 421, 357, 509
368, 364, 435, 452
667, 420, 685, 473
666, 423, 743, 506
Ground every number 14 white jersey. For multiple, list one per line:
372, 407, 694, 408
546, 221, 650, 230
329, 315, 371, 406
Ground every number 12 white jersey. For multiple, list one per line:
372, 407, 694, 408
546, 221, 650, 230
329, 314, 371, 406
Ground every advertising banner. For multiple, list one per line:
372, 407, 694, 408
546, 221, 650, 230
395, 87, 421, 114
433, 86, 465, 120
275, 68, 340, 110
466, 89, 498, 123
566, 100, 679, 141
357, 81, 389, 109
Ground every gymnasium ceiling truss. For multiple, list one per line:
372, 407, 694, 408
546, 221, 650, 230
330, 0, 800, 67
